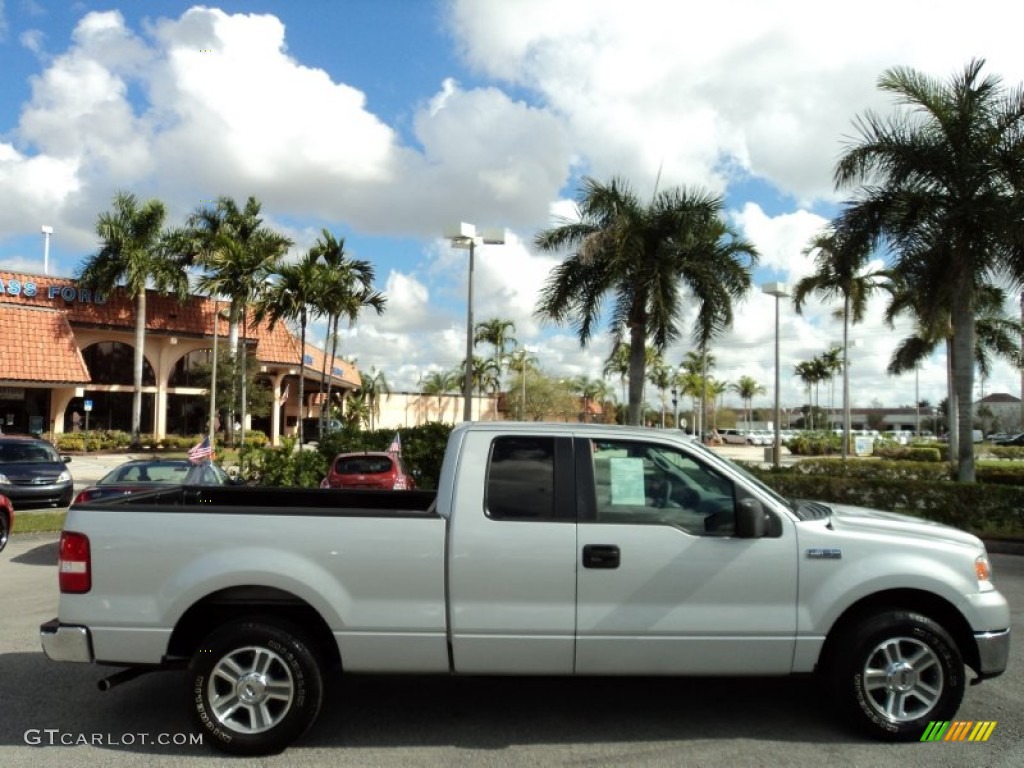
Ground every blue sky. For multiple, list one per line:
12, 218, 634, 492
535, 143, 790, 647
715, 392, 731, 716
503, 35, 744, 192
2, 0, 1023, 413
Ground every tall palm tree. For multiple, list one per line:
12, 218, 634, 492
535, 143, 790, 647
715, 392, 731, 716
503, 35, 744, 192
708, 379, 729, 430
730, 375, 766, 429
507, 348, 539, 420
78, 191, 188, 447
681, 349, 716, 435
308, 230, 386, 429
474, 318, 518, 366
253, 250, 323, 443
422, 369, 459, 421
359, 367, 391, 431
460, 356, 501, 418
535, 176, 758, 426
186, 196, 292, 441
793, 359, 825, 430
602, 342, 631, 412
646, 359, 672, 427
833, 59, 1024, 481
793, 228, 892, 457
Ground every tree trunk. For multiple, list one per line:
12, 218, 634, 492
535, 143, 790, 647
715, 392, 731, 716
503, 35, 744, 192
951, 302, 975, 481
297, 310, 307, 444
841, 297, 850, 460
131, 291, 146, 448
627, 323, 647, 426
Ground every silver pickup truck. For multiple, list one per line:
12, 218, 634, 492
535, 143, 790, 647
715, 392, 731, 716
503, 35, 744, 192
41, 422, 1010, 755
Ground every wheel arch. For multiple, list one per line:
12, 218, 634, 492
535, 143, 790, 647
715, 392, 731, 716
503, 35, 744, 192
817, 588, 978, 674
167, 585, 341, 671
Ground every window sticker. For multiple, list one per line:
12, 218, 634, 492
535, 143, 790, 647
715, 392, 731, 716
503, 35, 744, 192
609, 457, 646, 505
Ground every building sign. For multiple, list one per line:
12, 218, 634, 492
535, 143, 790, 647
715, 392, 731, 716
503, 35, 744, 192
0, 278, 106, 304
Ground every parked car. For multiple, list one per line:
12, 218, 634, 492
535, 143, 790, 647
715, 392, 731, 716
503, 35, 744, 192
0, 436, 73, 509
992, 433, 1024, 447
320, 451, 416, 490
0, 492, 12, 552
72, 459, 235, 505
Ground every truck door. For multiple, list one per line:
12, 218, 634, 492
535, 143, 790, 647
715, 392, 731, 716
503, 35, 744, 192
574, 436, 798, 675
446, 432, 578, 674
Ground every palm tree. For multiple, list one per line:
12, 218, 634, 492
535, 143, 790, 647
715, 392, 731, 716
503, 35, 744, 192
359, 367, 391, 430
308, 230, 386, 430
681, 349, 716, 436
730, 375, 766, 429
833, 59, 1024, 481
646, 359, 672, 427
78, 191, 189, 447
507, 348, 539, 419
708, 379, 729, 431
422, 369, 459, 421
253, 249, 323, 444
535, 176, 758, 426
186, 196, 292, 441
474, 318, 517, 367
460, 356, 501, 418
602, 343, 631, 414
793, 228, 892, 457
793, 359, 825, 430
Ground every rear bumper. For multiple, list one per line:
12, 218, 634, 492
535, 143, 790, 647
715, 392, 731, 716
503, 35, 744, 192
40, 618, 94, 662
974, 628, 1010, 679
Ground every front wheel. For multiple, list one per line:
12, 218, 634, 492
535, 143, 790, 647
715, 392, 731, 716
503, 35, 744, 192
828, 610, 964, 740
0, 510, 9, 553
189, 619, 324, 756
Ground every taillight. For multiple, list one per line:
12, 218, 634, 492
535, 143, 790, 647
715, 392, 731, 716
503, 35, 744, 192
59, 531, 91, 593
72, 490, 94, 505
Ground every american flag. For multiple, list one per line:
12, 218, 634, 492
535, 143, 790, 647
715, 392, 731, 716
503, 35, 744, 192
278, 383, 290, 405
188, 436, 214, 464
386, 432, 401, 455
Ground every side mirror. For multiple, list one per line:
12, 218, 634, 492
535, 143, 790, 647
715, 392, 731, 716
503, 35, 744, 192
735, 499, 766, 538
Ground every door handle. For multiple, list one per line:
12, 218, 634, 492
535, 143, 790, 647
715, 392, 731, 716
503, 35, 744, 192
582, 544, 620, 569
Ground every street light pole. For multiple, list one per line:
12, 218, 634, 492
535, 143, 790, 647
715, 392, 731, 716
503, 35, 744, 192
762, 282, 788, 469
444, 223, 505, 422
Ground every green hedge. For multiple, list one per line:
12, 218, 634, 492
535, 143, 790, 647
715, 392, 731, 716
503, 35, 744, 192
746, 466, 1024, 537
53, 430, 268, 453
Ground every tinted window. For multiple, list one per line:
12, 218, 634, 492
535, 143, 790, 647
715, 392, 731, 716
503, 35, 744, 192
486, 436, 555, 520
0, 440, 59, 463
335, 456, 394, 475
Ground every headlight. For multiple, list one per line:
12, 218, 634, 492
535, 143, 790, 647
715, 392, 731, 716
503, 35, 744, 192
58, 470, 72, 482
975, 554, 994, 590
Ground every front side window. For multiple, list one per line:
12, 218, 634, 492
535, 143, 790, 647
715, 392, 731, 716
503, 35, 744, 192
486, 436, 555, 520
590, 439, 738, 535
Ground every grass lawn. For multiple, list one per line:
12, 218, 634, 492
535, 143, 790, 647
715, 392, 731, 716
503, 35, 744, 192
12, 511, 66, 535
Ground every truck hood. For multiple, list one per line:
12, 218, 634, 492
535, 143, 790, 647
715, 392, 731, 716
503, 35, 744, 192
815, 502, 984, 550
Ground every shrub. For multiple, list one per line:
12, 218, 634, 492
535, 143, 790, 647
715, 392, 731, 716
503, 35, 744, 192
239, 439, 326, 487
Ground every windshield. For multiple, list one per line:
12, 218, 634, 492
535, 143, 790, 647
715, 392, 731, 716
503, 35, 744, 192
0, 441, 60, 463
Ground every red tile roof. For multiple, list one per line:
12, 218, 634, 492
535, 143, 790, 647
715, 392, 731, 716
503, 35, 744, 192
0, 270, 360, 387
0, 304, 90, 383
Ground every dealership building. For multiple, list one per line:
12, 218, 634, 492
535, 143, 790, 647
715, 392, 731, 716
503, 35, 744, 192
0, 270, 361, 444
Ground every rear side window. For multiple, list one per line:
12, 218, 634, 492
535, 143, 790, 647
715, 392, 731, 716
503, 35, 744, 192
486, 436, 555, 520
334, 456, 394, 475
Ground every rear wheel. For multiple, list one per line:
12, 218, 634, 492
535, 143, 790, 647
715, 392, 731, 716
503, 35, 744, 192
189, 619, 324, 755
828, 610, 964, 740
0, 510, 9, 552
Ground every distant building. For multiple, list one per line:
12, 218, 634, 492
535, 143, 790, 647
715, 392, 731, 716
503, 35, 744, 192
0, 270, 361, 444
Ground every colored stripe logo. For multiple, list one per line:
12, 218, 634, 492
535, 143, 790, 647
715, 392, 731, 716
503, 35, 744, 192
920, 721, 997, 742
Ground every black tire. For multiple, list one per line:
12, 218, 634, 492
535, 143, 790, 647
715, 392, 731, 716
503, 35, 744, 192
189, 619, 324, 756
0, 511, 9, 553
828, 610, 964, 740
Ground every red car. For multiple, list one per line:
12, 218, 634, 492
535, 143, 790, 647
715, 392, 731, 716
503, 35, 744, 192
320, 452, 416, 490
0, 493, 12, 552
